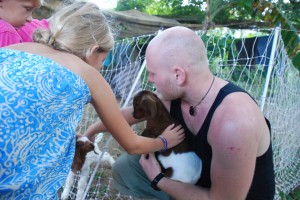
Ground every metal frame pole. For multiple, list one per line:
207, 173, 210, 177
260, 24, 281, 111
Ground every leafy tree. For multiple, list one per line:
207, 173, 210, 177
253, 0, 299, 69
114, 0, 299, 69
115, 0, 153, 11
116, 0, 205, 22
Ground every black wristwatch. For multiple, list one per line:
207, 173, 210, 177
150, 172, 165, 191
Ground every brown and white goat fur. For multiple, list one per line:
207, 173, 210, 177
61, 133, 115, 200
133, 90, 202, 184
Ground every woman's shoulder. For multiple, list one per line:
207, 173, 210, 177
9, 43, 85, 67
6, 43, 102, 88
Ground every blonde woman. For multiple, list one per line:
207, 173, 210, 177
0, 2, 184, 199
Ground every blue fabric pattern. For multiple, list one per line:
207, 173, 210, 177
0, 49, 91, 199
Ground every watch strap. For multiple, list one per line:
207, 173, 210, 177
150, 172, 165, 191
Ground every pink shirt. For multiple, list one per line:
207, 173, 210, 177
0, 20, 22, 47
17, 19, 48, 42
0, 19, 48, 47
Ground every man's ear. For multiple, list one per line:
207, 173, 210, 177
174, 66, 186, 85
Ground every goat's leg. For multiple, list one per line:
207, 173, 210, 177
102, 153, 115, 166
75, 163, 90, 200
61, 171, 75, 200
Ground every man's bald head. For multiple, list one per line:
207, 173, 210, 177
146, 26, 208, 71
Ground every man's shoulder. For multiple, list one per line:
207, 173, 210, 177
219, 90, 258, 112
209, 91, 263, 141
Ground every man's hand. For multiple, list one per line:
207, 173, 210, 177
139, 153, 162, 181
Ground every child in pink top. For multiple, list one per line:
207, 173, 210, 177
0, 0, 48, 47
0, 20, 23, 46
18, 19, 48, 42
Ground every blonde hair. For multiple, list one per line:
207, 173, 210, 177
33, 2, 114, 60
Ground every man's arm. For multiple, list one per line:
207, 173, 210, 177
140, 93, 263, 199
207, 93, 263, 199
139, 153, 211, 200
84, 106, 141, 141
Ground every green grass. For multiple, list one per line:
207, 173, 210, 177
280, 186, 300, 200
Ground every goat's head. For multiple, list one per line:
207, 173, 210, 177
75, 136, 97, 155
132, 90, 161, 120
72, 136, 98, 173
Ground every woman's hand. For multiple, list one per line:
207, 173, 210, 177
161, 124, 185, 149
76, 133, 83, 140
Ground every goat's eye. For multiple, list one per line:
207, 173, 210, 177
134, 101, 140, 106
76, 143, 84, 147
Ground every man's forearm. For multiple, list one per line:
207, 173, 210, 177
157, 178, 210, 200
85, 120, 106, 140
84, 106, 139, 140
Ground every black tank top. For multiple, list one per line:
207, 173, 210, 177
170, 82, 275, 200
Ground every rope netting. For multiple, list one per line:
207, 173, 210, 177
61, 27, 300, 200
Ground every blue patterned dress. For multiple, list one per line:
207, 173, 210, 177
0, 49, 91, 199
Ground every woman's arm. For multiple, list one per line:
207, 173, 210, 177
84, 106, 140, 142
83, 67, 185, 154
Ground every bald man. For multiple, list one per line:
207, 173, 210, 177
85, 26, 275, 200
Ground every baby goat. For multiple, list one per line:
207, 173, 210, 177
61, 133, 115, 200
133, 90, 202, 184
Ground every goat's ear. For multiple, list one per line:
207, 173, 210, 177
149, 101, 157, 119
141, 95, 157, 119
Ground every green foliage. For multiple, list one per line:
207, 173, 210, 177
212, 1, 256, 24
116, 0, 204, 21
274, 0, 300, 30
253, 0, 300, 70
115, 0, 154, 11
146, 1, 175, 16
279, 187, 300, 200
200, 30, 268, 97
114, 0, 299, 71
